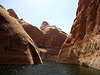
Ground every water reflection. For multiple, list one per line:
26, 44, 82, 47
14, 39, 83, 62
0, 61, 100, 75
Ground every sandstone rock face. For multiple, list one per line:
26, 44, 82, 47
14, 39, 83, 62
57, 0, 100, 70
43, 25, 67, 49
19, 20, 67, 61
8, 8, 67, 61
18, 19, 44, 47
39, 48, 59, 61
0, 7, 42, 64
7, 9, 19, 19
39, 22, 67, 61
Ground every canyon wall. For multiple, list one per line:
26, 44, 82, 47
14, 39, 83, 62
18, 20, 67, 61
57, 0, 100, 70
40, 21, 67, 61
0, 6, 42, 64
6, 6, 67, 61
40, 21, 67, 49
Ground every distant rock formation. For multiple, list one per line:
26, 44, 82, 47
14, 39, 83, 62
0, 6, 42, 64
39, 21, 67, 61
40, 21, 50, 31
7, 9, 19, 19
41, 23, 67, 49
57, 0, 100, 70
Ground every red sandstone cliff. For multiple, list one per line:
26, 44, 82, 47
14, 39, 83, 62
57, 0, 100, 70
18, 20, 67, 61
0, 6, 42, 64
41, 22, 67, 49
7, 8, 67, 61
39, 21, 67, 61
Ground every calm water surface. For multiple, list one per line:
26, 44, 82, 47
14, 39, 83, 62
0, 61, 100, 75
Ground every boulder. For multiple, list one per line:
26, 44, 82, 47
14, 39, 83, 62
57, 0, 100, 70
0, 7, 42, 64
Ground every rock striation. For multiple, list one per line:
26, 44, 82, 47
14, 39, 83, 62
57, 0, 100, 70
0, 6, 42, 64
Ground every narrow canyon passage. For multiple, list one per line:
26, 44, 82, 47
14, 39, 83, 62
0, 0, 100, 75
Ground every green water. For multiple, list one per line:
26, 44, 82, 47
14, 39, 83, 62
0, 61, 100, 75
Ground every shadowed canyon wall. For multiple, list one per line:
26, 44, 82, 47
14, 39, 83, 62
57, 0, 100, 70
0, 6, 42, 64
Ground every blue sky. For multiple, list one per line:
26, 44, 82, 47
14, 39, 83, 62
0, 0, 78, 34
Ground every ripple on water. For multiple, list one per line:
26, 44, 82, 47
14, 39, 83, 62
0, 61, 100, 75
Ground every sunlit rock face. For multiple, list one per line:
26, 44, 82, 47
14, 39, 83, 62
7, 9, 19, 19
0, 6, 42, 64
57, 0, 100, 70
